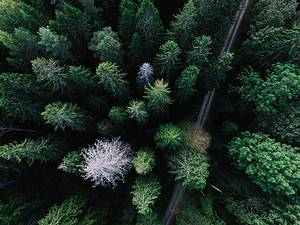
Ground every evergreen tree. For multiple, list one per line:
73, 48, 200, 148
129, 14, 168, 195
38, 26, 74, 62
95, 62, 130, 100
187, 36, 212, 68
58, 150, 82, 175
32, 58, 68, 93
89, 27, 123, 64
109, 106, 127, 126
132, 148, 155, 175
118, 0, 138, 43
136, 63, 155, 90
0, 136, 63, 166
154, 124, 183, 151
175, 65, 200, 104
154, 40, 181, 80
237, 63, 300, 114
42, 102, 90, 132
0, 28, 43, 69
170, 0, 198, 49
131, 176, 161, 215
228, 131, 300, 196
126, 100, 149, 124
144, 79, 172, 114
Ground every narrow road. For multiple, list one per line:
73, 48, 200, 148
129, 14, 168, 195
163, 0, 254, 224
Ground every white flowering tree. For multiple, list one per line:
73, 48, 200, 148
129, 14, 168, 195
81, 138, 133, 187
137, 63, 154, 89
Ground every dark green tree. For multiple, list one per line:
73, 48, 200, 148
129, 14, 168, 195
154, 124, 183, 151
108, 106, 127, 126
58, 150, 82, 175
228, 131, 300, 196
89, 27, 123, 64
187, 35, 212, 68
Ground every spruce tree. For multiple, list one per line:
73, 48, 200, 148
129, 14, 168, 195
132, 148, 155, 175
109, 106, 128, 126
154, 40, 181, 80
126, 100, 149, 124
42, 102, 90, 132
144, 79, 172, 114
175, 65, 200, 104
58, 150, 82, 175
95, 62, 130, 100
89, 27, 123, 64
187, 35, 212, 68
154, 124, 184, 151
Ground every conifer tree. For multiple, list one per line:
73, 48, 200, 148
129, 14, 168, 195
170, 0, 198, 49
89, 27, 123, 64
118, 0, 138, 43
131, 176, 161, 215
133, 148, 155, 175
109, 106, 127, 126
136, 63, 155, 90
58, 150, 82, 175
42, 102, 90, 132
0, 136, 63, 166
32, 58, 68, 93
154, 124, 184, 151
175, 65, 200, 104
126, 100, 149, 124
187, 36, 212, 68
144, 79, 172, 114
38, 26, 74, 62
154, 40, 181, 80
95, 62, 130, 100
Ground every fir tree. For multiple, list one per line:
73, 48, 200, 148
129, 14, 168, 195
126, 100, 149, 124
38, 26, 74, 62
109, 106, 128, 126
58, 150, 82, 175
144, 79, 172, 114
154, 40, 181, 80
187, 35, 212, 68
95, 62, 130, 100
136, 63, 155, 90
175, 65, 200, 104
154, 124, 184, 151
89, 27, 123, 64
131, 176, 161, 215
132, 148, 155, 175
42, 102, 90, 132
0, 136, 63, 166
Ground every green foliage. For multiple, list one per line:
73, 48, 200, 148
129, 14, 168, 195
168, 148, 209, 190
175, 65, 200, 104
137, 211, 163, 225
0, 72, 43, 122
89, 27, 123, 64
80, 208, 107, 225
0, 28, 43, 69
49, 3, 91, 49
109, 106, 127, 126
253, 0, 298, 29
241, 25, 300, 67
58, 150, 82, 175
38, 195, 87, 225
133, 148, 155, 175
187, 35, 212, 68
154, 124, 183, 151
126, 100, 149, 124
38, 26, 73, 61
0, 0, 46, 32
32, 58, 68, 93
0, 194, 40, 225
237, 63, 300, 114
42, 102, 90, 132
118, 0, 137, 43
170, 0, 198, 49
144, 79, 172, 114
97, 119, 116, 137
131, 176, 161, 215
95, 62, 130, 99
154, 40, 181, 80
0, 136, 63, 166
228, 131, 300, 196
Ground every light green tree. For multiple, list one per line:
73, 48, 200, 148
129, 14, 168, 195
127, 100, 149, 124
133, 148, 155, 175
154, 124, 183, 151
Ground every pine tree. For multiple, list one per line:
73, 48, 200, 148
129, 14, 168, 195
58, 150, 82, 175
170, 0, 198, 49
95, 62, 130, 100
187, 36, 212, 68
89, 27, 123, 64
126, 100, 149, 124
31, 58, 68, 93
175, 66, 200, 104
131, 176, 161, 215
0, 136, 63, 166
154, 124, 183, 151
42, 102, 90, 132
118, 0, 138, 43
154, 40, 181, 80
144, 79, 173, 114
0, 28, 43, 69
132, 148, 155, 175
38, 26, 74, 62
136, 63, 155, 90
